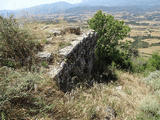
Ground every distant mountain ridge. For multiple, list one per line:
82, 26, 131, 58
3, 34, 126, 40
24, 2, 73, 14
0, 0, 160, 17
0, 1, 74, 17
81, 0, 160, 6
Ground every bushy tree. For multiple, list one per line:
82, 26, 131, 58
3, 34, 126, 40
0, 16, 42, 68
88, 10, 133, 71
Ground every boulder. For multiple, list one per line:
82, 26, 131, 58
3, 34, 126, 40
63, 26, 81, 35
59, 45, 73, 57
53, 30, 62, 36
116, 86, 122, 91
49, 29, 62, 37
105, 106, 117, 120
37, 52, 53, 62
41, 25, 49, 30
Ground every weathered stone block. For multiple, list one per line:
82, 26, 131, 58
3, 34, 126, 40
54, 31, 97, 92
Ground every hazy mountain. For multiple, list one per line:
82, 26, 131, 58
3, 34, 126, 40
0, 0, 160, 17
24, 2, 73, 15
0, 10, 17, 17
0, 1, 74, 17
81, 0, 160, 6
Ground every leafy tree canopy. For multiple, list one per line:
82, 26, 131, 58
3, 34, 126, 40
88, 10, 133, 70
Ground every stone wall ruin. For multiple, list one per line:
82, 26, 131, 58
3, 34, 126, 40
52, 31, 98, 92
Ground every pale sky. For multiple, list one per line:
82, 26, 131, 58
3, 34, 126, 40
0, 0, 82, 10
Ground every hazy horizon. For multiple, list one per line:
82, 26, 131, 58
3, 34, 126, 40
1, 0, 160, 11
0, 0, 82, 10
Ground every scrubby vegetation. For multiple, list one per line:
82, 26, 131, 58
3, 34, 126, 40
0, 67, 44, 119
136, 70, 160, 120
138, 95, 160, 120
88, 10, 134, 71
1, 10, 160, 120
0, 16, 42, 69
0, 16, 46, 119
132, 40, 150, 48
132, 53, 160, 73
0, 66, 64, 120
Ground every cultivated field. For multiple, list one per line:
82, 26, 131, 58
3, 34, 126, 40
25, 10, 160, 57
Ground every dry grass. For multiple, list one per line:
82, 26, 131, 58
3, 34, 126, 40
151, 32, 160, 37
23, 23, 48, 42
142, 39, 160, 45
129, 30, 149, 37
122, 37, 135, 42
0, 61, 156, 120
19, 20, 156, 119
139, 46, 160, 56
25, 71, 151, 120
24, 22, 82, 54
2, 15, 160, 119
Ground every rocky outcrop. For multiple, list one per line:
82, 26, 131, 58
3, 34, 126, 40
52, 31, 97, 92
48, 26, 81, 38
105, 106, 117, 120
49, 29, 63, 37
37, 52, 53, 63
62, 26, 81, 35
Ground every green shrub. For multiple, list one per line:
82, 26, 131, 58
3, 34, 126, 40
146, 53, 160, 71
136, 112, 160, 120
0, 16, 42, 68
115, 41, 138, 70
144, 71, 160, 91
132, 53, 160, 73
0, 67, 45, 119
137, 95, 160, 120
131, 40, 150, 48
132, 57, 147, 73
151, 42, 160, 47
140, 96, 160, 114
88, 10, 135, 71
41, 61, 49, 68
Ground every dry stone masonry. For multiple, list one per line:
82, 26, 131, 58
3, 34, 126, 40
49, 31, 97, 92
